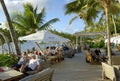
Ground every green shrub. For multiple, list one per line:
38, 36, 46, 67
0, 54, 18, 67
90, 40, 105, 48
93, 43, 98, 48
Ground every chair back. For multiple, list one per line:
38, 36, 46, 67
102, 62, 116, 81
20, 68, 54, 81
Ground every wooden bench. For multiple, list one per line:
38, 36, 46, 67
19, 68, 54, 81
102, 62, 117, 81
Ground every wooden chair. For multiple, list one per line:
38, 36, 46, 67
101, 62, 117, 81
19, 68, 54, 81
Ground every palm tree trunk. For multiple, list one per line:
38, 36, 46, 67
112, 15, 117, 36
0, 39, 3, 54
0, 0, 21, 55
0, 32, 11, 54
105, 6, 112, 65
1, 44, 4, 54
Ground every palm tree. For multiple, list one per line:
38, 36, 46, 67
0, 0, 21, 55
65, 0, 120, 65
11, 3, 59, 36
0, 31, 10, 54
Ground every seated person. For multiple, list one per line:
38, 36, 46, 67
44, 47, 51, 56
94, 48, 101, 56
86, 49, 93, 63
51, 46, 58, 55
11, 52, 29, 70
111, 48, 115, 55
20, 54, 41, 73
57, 47, 64, 61
94, 48, 103, 63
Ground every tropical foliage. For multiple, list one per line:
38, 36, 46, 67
65, 0, 120, 65
65, 0, 120, 27
11, 3, 59, 36
0, 54, 18, 66
0, 0, 21, 55
0, 28, 9, 43
109, 16, 120, 35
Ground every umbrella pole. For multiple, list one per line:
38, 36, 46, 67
34, 42, 44, 55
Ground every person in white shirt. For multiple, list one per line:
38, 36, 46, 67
51, 46, 58, 55
20, 54, 40, 73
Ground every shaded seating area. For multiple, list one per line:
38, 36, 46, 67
43, 46, 65, 65
0, 48, 63, 81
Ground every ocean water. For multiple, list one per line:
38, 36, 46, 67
0, 41, 59, 54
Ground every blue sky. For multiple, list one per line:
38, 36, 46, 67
0, 0, 85, 34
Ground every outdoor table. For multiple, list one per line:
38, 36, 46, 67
0, 69, 23, 81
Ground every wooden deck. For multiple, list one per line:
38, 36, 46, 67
51, 51, 110, 81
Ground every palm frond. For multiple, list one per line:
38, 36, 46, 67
38, 18, 59, 30
69, 15, 79, 24
12, 21, 28, 31
36, 8, 45, 24
65, 0, 83, 14
23, 3, 33, 15
11, 3, 59, 35
97, 12, 105, 25
109, 3, 120, 15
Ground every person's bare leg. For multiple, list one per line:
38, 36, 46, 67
19, 65, 26, 72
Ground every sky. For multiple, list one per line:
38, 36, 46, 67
0, 0, 85, 34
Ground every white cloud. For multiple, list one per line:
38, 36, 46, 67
0, 22, 6, 29
60, 25, 77, 34
0, 0, 49, 13
64, 0, 73, 3
60, 25, 71, 31
73, 28, 80, 33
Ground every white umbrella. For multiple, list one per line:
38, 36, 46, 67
18, 30, 70, 43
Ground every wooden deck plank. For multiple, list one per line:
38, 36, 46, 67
52, 51, 103, 81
